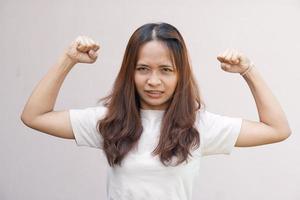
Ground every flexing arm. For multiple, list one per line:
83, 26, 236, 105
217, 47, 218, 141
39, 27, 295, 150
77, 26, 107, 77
217, 49, 292, 147
20, 36, 100, 139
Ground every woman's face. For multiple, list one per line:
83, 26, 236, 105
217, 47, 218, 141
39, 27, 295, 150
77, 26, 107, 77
134, 40, 178, 110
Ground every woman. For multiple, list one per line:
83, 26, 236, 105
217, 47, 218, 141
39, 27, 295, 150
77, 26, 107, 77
20, 22, 291, 200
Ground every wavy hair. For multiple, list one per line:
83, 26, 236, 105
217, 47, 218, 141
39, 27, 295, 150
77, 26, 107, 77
97, 22, 205, 167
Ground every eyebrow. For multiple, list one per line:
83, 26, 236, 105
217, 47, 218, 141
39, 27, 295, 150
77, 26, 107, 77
136, 63, 175, 68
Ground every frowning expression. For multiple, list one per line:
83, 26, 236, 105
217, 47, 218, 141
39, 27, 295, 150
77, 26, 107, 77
134, 40, 178, 110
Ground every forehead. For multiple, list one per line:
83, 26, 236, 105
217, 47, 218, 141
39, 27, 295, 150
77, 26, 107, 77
137, 40, 174, 66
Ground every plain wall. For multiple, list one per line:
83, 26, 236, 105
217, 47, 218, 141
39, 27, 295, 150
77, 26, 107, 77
1, 0, 299, 199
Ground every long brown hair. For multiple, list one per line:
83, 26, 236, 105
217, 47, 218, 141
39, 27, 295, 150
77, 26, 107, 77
97, 22, 205, 167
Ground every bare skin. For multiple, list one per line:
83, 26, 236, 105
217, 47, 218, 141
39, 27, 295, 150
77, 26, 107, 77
217, 49, 292, 147
20, 36, 100, 139
20, 40, 291, 146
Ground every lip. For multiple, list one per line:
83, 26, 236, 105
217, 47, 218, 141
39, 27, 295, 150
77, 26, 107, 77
145, 90, 164, 92
145, 90, 164, 98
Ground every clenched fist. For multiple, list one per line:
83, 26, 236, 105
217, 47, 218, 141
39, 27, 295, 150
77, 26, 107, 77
217, 49, 253, 75
65, 36, 100, 64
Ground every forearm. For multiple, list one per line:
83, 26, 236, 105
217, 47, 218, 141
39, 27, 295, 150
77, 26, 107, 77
21, 54, 76, 121
242, 66, 291, 133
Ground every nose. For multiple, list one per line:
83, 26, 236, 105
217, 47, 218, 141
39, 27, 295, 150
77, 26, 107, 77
147, 72, 162, 86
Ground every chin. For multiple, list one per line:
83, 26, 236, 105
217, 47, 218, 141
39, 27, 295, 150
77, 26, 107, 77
142, 99, 169, 109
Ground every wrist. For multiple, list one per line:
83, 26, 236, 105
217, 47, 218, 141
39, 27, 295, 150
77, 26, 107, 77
240, 62, 254, 77
60, 53, 77, 68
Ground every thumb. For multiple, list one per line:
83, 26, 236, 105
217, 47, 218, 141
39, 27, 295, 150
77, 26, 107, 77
221, 63, 229, 71
88, 49, 98, 59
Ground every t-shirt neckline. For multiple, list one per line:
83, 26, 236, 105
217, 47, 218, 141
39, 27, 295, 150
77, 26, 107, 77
140, 109, 165, 119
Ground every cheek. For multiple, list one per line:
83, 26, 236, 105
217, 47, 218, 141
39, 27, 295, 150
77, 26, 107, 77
134, 74, 143, 90
168, 76, 178, 90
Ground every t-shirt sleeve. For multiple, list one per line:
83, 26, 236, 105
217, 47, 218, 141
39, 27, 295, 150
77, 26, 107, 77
197, 109, 243, 156
69, 106, 107, 149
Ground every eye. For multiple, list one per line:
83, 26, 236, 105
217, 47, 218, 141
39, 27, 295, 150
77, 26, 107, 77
162, 68, 173, 72
137, 67, 148, 71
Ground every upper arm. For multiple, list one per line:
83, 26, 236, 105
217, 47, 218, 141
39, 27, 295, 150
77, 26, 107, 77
235, 119, 291, 147
21, 110, 75, 139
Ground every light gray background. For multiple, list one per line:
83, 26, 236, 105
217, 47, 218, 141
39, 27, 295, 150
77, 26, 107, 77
1, 0, 299, 199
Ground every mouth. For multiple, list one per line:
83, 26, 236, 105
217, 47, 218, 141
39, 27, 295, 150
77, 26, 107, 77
145, 90, 164, 98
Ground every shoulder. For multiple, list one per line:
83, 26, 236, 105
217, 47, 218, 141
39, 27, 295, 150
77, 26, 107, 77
194, 106, 243, 156
195, 106, 243, 133
195, 106, 214, 127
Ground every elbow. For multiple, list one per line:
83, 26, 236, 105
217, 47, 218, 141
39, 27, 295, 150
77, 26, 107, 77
20, 115, 28, 126
285, 129, 292, 139
20, 113, 33, 127
278, 128, 292, 142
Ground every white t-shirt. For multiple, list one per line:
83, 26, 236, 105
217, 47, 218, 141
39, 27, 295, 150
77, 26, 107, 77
69, 106, 242, 200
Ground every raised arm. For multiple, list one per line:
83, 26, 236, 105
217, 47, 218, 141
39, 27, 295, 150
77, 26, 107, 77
217, 49, 292, 147
20, 36, 100, 139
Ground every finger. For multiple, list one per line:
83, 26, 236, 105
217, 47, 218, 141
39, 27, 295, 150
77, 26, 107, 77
218, 49, 230, 62
74, 36, 81, 47
229, 49, 239, 64
85, 36, 99, 52
87, 37, 100, 51
236, 52, 245, 61
217, 49, 228, 62
93, 42, 100, 51
221, 63, 230, 71
81, 36, 91, 52
217, 53, 225, 62
231, 49, 240, 64
75, 36, 81, 49
83, 36, 91, 45
221, 48, 230, 59
225, 49, 234, 64
90, 38, 100, 51
77, 36, 88, 52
